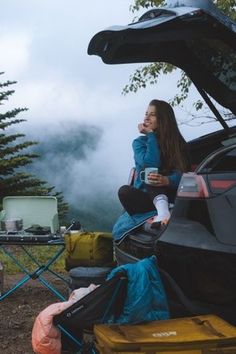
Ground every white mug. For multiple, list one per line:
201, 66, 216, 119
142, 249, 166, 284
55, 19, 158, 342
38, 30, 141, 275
140, 167, 158, 185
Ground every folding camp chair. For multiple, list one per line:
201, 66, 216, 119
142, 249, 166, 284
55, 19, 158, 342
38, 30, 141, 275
53, 271, 127, 353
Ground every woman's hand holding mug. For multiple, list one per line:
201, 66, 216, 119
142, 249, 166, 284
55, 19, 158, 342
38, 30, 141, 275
140, 167, 158, 185
148, 173, 170, 186
140, 167, 169, 186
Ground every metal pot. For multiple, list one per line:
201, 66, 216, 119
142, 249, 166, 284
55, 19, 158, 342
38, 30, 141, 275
1, 218, 23, 232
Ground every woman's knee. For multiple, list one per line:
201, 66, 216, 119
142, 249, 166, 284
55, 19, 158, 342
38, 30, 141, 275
118, 185, 132, 199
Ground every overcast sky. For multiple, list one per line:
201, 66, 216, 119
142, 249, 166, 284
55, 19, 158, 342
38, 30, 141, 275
0, 1, 209, 136
0, 0, 223, 228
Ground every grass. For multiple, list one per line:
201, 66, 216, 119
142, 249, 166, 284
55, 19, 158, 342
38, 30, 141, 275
0, 245, 66, 274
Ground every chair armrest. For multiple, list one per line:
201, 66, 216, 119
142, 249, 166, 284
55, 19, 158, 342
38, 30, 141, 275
127, 167, 136, 186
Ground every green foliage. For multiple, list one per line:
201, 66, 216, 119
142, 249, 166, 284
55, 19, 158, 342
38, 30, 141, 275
130, 0, 236, 18
218, 0, 236, 20
130, 0, 164, 12
0, 73, 69, 221
170, 71, 192, 107
123, 63, 173, 93
125, 0, 236, 111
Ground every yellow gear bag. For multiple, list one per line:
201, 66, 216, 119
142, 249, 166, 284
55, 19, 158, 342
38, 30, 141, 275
64, 231, 114, 270
94, 315, 236, 354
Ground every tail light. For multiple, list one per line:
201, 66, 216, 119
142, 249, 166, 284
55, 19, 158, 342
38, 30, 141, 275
209, 179, 236, 193
177, 173, 209, 198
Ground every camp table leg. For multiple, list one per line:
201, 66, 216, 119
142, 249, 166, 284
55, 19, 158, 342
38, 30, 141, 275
0, 243, 68, 301
22, 245, 68, 301
21, 244, 69, 284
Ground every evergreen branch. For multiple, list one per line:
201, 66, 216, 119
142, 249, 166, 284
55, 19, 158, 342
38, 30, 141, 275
0, 73, 68, 222
0, 119, 27, 130
0, 133, 26, 145
0, 80, 17, 88
0, 90, 15, 102
3, 172, 39, 182
0, 108, 28, 120
0, 139, 38, 151
0, 142, 39, 158
0, 155, 40, 174
0, 173, 35, 186
0, 173, 47, 197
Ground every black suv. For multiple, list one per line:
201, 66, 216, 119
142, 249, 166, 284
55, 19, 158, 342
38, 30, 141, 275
88, 0, 236, 324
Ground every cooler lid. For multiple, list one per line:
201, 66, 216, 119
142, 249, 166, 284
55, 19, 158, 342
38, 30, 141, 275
0, 196, 59, 233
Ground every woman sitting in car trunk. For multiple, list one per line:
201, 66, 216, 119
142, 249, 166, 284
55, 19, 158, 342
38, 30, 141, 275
118, 99, 190, 228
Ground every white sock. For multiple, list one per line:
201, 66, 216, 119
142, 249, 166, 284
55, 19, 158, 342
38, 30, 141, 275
152, 194, 170, 223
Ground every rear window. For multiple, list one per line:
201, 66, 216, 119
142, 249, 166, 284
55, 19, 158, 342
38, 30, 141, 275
138, 9, 176, 22
207, 147, 236, 173
189, 38, 236, 92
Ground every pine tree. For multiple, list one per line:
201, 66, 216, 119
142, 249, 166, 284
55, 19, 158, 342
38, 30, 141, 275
0, 73, 68, 221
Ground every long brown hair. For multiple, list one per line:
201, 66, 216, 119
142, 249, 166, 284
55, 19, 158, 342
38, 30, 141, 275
149, 99, 190, 173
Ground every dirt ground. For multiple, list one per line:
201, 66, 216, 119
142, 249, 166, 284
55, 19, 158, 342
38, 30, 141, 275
0, 273, 71, 354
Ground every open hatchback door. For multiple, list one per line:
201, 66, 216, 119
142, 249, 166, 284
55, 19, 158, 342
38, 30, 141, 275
88, 0, 236, 117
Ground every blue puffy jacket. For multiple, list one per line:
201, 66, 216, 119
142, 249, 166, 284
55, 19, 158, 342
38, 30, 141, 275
107, 255, 170, 324
133, 132, 182, 190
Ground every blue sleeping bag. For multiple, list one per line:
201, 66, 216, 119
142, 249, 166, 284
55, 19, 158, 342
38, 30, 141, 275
107, 255, 169, 324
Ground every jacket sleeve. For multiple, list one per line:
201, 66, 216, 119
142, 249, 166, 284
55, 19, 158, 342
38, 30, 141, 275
168, 170, 182, 188
132, 132, 161, 168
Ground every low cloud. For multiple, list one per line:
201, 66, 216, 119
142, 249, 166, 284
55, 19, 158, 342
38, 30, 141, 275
0, 32, 31, 76
25, 122, 128, 231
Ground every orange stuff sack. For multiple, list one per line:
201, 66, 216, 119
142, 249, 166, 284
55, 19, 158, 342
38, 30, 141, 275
32, 285, 98, 354
32, 302, 68, 354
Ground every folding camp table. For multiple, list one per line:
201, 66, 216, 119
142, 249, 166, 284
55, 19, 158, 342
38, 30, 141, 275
0, 196, 69, 301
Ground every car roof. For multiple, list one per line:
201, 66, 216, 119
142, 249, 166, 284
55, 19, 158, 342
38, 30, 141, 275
88, 0, 236, 117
